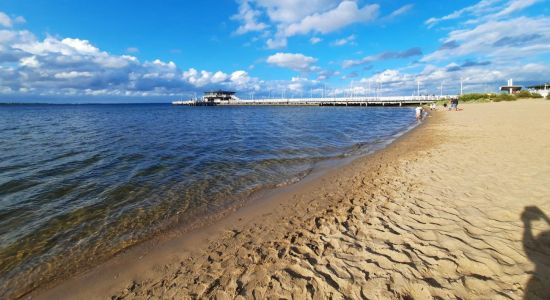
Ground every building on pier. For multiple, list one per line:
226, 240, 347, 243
500, 79, 522, 94
203, 91, 238, 103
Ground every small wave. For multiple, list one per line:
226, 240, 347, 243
35, 154, 103, 178
0, 179, 41, 197
134, 164, 168, 178
0, 162, 34, 174
121, 153, 146, 162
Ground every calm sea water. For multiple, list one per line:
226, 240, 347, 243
0, 104, 416, 297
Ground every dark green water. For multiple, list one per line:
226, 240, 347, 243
0, 104, 416, 298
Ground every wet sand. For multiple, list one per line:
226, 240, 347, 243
34, 100, 550, 300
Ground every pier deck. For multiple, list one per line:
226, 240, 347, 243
172, 96, 455, 107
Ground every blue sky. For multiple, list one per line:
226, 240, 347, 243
0, 0, 549, 102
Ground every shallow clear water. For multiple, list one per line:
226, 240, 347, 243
0, 104, 416, 297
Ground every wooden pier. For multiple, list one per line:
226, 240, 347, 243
172, 95, 455, 107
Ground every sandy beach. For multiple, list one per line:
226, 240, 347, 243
34, 100, 550, 300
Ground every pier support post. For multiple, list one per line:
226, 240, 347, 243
399, 102, 402, 107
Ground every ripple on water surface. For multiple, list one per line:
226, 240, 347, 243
0, 104, 416, 298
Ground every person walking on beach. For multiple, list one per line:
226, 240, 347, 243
415, 106, 424, 121
450, 98, 459, 111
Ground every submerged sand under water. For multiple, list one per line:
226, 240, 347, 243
0, 105, 417, 299
36, 100, 550, 300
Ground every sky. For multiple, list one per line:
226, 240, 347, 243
0, 0, 549, 102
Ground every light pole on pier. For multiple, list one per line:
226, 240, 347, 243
368, 80, 371, 98
375, 81, 381, 99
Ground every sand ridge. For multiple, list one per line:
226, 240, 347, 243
37, 100, 550, 300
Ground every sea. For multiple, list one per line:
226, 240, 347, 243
0, 104, 417, 298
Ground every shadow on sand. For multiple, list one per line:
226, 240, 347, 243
521, 206, 550, 299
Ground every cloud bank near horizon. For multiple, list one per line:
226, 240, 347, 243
0, 29, 265, 99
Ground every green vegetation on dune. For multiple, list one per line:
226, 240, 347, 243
493, 93, 517, 102
458, 90, 547, 103
458, 93, 516, 103
546, 93, 550, 100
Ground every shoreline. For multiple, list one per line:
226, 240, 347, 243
2, 106, 417, 300
29, 100, 550, 299
26, 110, 430, 300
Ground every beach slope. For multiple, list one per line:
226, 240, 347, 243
38, 100, 550, 300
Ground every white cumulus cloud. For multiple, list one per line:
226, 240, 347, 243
332, 34, 356, 46
232, 0, 268, 34
232, 1, 379, 49
422, 17, 550, 62
266, 52, 318, 72
284, 2, 378, 37
0, 23, 264, 98
0, 12, 13, 27
310, 37, 322, 44
253, 0, 338, 24
0, 11, 24, 28
425, 0, 541, 28
54, 71, 94, 79
20, 56, 40, 68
